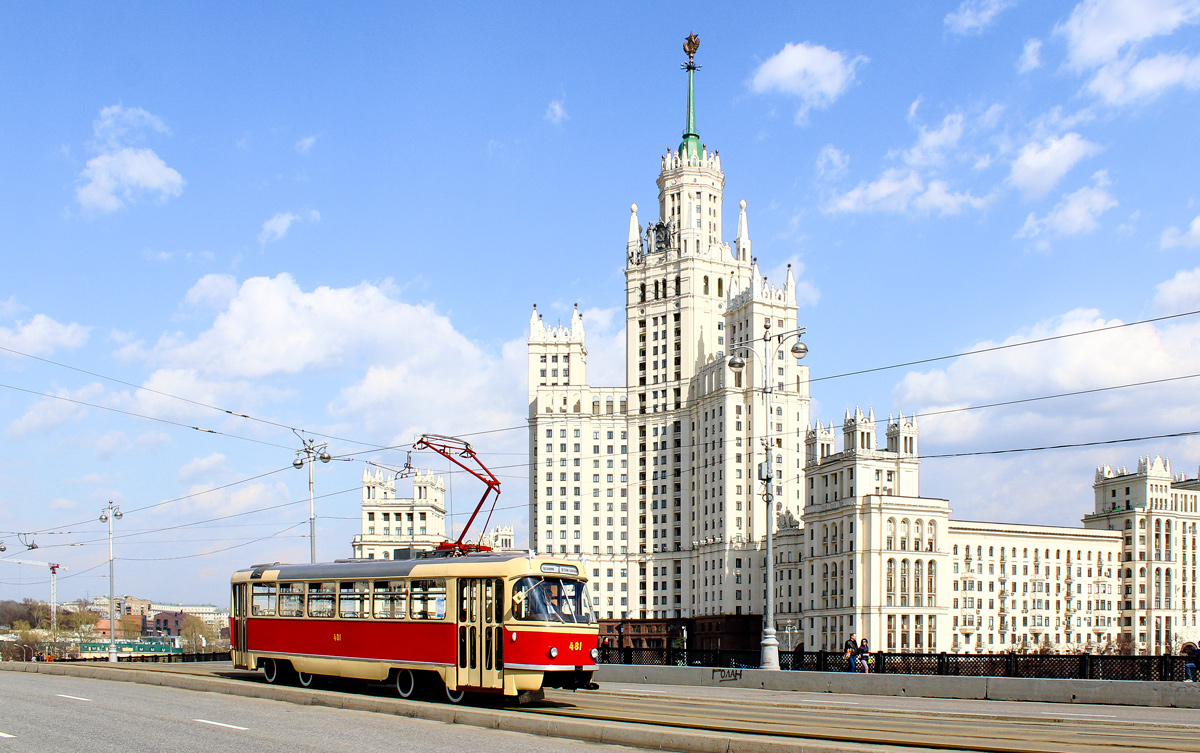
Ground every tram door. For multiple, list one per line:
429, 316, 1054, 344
456, 578, 503, 690
232, 584, 248, 663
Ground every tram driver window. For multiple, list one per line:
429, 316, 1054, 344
372, 581, 407, 619
410, 579, 447, 620
307, 582, 335, 618
251, 583, 277, 616
278, 582, 304, 617
339, 581, 369, 618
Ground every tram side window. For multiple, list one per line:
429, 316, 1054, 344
252, 583, 277, 616
339, 581, 369, 618
411, 579, 447, 620
372, 581, 407, 619
308, 582, 335, 618
278, 582, 304, 617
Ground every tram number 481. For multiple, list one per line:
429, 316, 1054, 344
568, 641, 582, 651
333, 633, 342, 642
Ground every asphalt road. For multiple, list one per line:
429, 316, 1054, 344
0, 671, 640, 753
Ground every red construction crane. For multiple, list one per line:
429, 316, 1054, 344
413, 434, 501, 555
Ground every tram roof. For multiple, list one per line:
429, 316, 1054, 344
232, 551, 584, 582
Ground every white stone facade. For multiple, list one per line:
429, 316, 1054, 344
526, 60, 810, 621
351, 467, 448, 559
521, 48, 1198, 654
1084, 456, 1200, 652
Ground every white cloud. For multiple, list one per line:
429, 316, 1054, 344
1008, 132, 1101, 199
76, 105, 183, 214
892, 278, 1200, 523
1087, 51, 1200, 104
0, 297, 20, 318
751, 42, 868, 123
179, 452, 231, 483
295, 136, 317, 154
184, 273, 240, 309
258, 210, 319, 245
1018, 170, 1118, 240
544, 99, 568, 124
92, 105, 168, 147
1056, 0, 1200, 70
904, 113, 965, 167
0, 314, 90, 356
1018, 39, 1043, 72
7, 383, 104, 437
1162, 215, 1200, 248
945, 0, 1017, 35
1152, 266, 1200, 312
826, 169, 987, 216
815, 145, 849, 179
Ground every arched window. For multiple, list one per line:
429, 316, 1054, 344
927, 561, 936, 594
654, 280, 660, 299
640, 283, 646, 302
914, 560, 923, 593
887, 559, 895, 597
703, 276, 709, 295
1055, 550, 1060, 559
988, 546, 994, 556
717, 278, 723, 298
1023, 548, 1028, 558
675, 275, 681, 295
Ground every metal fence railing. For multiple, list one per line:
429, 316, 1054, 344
599, 647, 1195, 681
58, 651, 232, 664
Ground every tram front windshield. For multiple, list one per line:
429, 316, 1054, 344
512, 577, 596, 624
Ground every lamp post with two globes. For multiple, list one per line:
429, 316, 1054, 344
99, 501, 123, 663
727, 319, 807, 671
294, 432, 331, 564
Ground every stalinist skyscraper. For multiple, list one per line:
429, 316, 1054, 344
527, 36, 811, 621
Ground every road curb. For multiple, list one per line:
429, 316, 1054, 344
0, 662, 909, 753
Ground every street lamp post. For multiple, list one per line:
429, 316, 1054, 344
99, 501, 122, 663
294, 432, 331, 564
728, 320, 808, 671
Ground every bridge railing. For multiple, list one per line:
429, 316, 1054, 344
598, 647, 1193, 681
58, 651, 232, 663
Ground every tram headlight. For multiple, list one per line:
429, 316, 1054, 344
548, 647, 558, 658
590, 648, 599, 660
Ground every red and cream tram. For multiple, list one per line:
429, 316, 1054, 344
230, 552, 599, 702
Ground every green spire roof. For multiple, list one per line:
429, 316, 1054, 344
680, 65, 700, 159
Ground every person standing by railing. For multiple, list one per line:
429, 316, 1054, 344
1183, 644, 1198, 682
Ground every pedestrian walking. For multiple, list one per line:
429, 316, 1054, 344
858, 638, 871, 673
844, 634, 859, 672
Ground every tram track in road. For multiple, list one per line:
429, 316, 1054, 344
533, 689, 1200, 753
22, 662, 1200, 753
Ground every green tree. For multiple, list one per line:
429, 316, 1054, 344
179, 615, 215, 652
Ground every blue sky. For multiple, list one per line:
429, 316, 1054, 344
3, 1, 1200, 605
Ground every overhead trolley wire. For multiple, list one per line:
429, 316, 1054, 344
808, 307, 1200, 384
0, 342, 390, 450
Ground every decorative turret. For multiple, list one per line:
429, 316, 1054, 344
886, 411, 919, 457
527, 303, 588, 400
735, 199, 750, 261
843, 407, 876, 455
805, 420, 836, 467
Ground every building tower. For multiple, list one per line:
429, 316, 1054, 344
526, 36, 811, 624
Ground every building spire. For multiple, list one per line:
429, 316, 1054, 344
680, 33, 701, 159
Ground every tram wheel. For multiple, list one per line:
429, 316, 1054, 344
396, 669, 417, 699
444, 683, 466, 704
297, 670, 317, 688
262, 658, 293, 685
